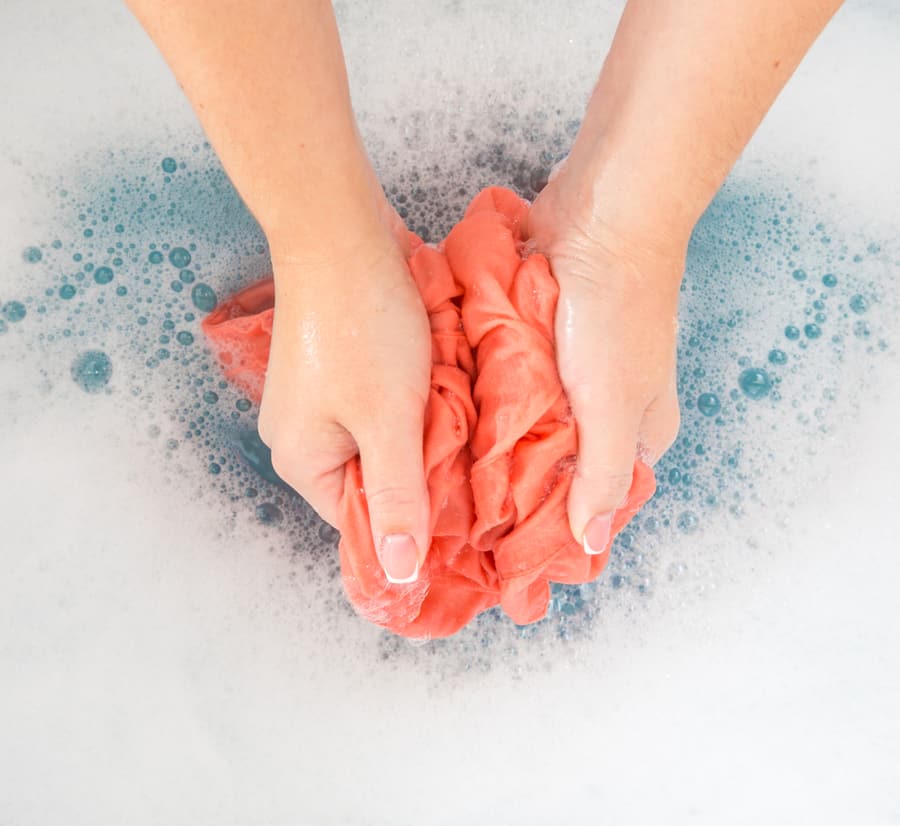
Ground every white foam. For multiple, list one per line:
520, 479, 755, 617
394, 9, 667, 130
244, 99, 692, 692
1, 0, 898, 822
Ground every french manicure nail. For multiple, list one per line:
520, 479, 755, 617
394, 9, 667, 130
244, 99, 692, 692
378, 533, 420, 584
583, 513, 614, 556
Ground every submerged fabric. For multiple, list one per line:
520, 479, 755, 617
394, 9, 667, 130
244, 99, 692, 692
202, 187, 656, 639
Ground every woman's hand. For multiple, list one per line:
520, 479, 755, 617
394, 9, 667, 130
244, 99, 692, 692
526, 166, 684, 555
258, 204, 432, 585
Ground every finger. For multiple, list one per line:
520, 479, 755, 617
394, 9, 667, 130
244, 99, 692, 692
353, 402, 430, 585
266, 422, 354, 529
637, 384, 681, 466
566, 383, 643, 557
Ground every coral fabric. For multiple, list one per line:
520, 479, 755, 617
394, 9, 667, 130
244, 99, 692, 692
202, 187, 656, 639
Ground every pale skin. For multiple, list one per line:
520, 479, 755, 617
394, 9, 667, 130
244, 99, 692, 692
127, 0, 842, 583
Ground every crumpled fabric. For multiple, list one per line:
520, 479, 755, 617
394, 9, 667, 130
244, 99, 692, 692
202, 186, 656, 639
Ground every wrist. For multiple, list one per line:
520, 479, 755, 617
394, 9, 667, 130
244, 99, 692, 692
552, 136, 700, 264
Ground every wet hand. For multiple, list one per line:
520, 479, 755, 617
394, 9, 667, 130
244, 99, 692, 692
258, 205, 432, 584
526, 168, 685, 555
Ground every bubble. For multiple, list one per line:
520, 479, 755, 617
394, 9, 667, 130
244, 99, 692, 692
179, 269, 195, 284
236, 399, 252, 412
854, 320, 871, 339
209, 462, 221, 475
677, 511, 699, 533
71, 350, 112, 393
191, 283, 217, 313
849, 294, 869, 314
161, 157, 177, 173
1, 301, 27, 323
168, 247, 192, 268
792, 268, 807, 281
738, 367, 772, 400
804, 323, 822, 340
768, 349, 788, 365
256, 503, 283, 525
59, 284, 76, 300
170, 281, 183, 293
697, 392, 721, 417
93, 266, 114, 285
116, 286, 127, 296
22, 246, 42, 263
203, 390, 219, 404
784, 325, 801, 340
148, 251, 164, 264
176, 331, 194, 346
822, 273, 838, 288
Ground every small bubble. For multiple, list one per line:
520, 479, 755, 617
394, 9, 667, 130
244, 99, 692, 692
256, 503, 283, 525
161, 157, 177, 173
697, 392, 721, 418
22, 246, 42, 263
191, 283, 217, 313
738, 367, 772, 400
203, 390, 219, 404
236, 398, 252, 412
792, 268, 807, 281
209, 462, 221, 475
93, 266, 114, 285
71, 350, 112, 393
784, 325, 800, 341
677, 511, 699, 534
1, 301, 27, 323
59, 284, 76, 300
849, 294, 868, 314
804, 323, 822, 340
148, 251, 164, 264
768, 349, 788, 365
179, 269, 195, 284
853, 320, 871, 339
822, 273, 838, 288
168, 247, 192, 268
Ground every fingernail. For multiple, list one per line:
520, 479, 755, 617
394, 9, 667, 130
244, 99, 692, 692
378, 533, 420, 584
583, 513, 614, 556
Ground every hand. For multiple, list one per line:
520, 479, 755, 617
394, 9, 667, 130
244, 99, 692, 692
258, 200, 432, 584
525, 165, 684, 555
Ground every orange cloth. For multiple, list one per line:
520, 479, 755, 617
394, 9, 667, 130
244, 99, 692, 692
202, 187, 656, 639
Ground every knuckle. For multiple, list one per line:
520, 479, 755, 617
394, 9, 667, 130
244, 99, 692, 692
362, 483, 421, 520
575, 468, 635, 509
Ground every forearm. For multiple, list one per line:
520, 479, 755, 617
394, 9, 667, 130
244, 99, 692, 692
126, 0, 384, 260
566, 0, 843, 252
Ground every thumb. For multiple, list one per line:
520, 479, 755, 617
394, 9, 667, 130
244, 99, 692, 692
567, 388, 641, 557
355, 411, 431, 584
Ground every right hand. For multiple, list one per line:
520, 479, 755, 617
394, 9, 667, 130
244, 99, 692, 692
257, 200, 432, 584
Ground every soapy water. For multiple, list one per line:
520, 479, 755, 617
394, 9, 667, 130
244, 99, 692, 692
1, 111, 895, 661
